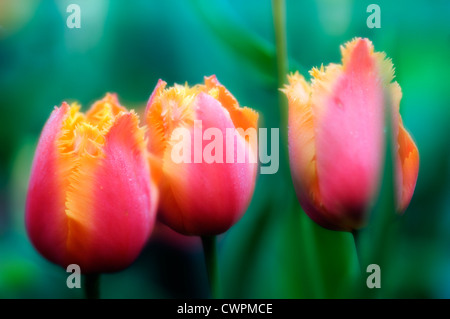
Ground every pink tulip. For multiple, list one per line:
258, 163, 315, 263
283, 38, 419, 231
26, 94, 158, 273
145, 75, 258, 236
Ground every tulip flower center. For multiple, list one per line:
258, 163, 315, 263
72, 124, 105, 157
146, 76, 260, 174
149, 84, 225, 150
58, 95, 125, 158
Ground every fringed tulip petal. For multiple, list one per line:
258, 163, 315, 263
313, 38, 384, 230
26, 103, 71, 266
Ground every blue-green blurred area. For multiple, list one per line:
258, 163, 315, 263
0, 0, 449, 298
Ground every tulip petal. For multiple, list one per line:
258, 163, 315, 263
146, 80, 196, 158
397, 123, 419, 212
160, 93, 257, 235
86, 93, 127, 130
203, 75, 258, 130
204, 75, 259, 155
285, 72, 317, 196
312, 38, 385, 230
284, 72, 345, 230
64, 112, 155, 273
26, 103, 71, 266
146, 80, 169, 159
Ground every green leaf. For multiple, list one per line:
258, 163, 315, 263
190, 0, 276, 80
189, 0, 308, 83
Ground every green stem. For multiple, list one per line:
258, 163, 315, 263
300, 216, 326, 298
352, 230, 363, 274
201, 236, 219, 299
272, 0, 290, 180
84, 273, 100, 299
352, 229, 372, 299
272, 0, 288, 86
272, 0, 288, 121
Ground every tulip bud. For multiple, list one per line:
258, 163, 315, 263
145, 75, 258, 236
26, 94, 158, 273
283, 38, 419, 231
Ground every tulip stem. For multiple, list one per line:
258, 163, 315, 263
84, 273, 101, 299
352, 230, 363, 274
272, 0, 288, 122
272, 0, 288, 88
272, 0, 291, 180
201, 236, 220, 299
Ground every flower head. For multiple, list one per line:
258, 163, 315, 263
26, 94, 158, 273
283, 38, 419, 231
145, 76, 258, 236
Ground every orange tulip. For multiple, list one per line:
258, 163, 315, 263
26, 94, 158, 273
145, 75, 258, 236
283, 38, 419, 231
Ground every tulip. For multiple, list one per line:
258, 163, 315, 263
26, 94, 158, 274
283, 38, 419, 232
145, 75, 258, 236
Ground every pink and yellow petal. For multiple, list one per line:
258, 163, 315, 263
86, 93, 127, 131
203, 75, 259, 155
160, 93, 257, 235
284, 72, 340, 229
26, 103, 71, 266
285, 72, 317, 197
64, 112, 155, 273
312, 38, 385, 229
146, 80, 196, 159
145, 80, 169, 158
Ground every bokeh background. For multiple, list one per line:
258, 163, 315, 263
0, 0, 449, 298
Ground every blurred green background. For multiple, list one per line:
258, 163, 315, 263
0, 0, 449, 298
